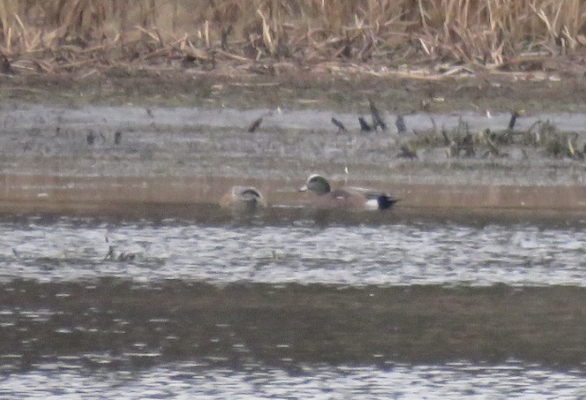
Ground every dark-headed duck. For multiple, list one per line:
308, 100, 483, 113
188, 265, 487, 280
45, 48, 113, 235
299, 174, 397, 210
220, 186, 267, 211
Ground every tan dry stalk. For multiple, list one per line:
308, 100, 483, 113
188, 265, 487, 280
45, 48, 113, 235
0, 0, 586, 73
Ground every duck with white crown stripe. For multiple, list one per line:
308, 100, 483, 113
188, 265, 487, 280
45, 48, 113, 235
299, 174, 398, 210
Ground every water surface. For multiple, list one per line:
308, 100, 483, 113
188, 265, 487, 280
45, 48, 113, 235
2, 361, 586, 399
1, 211, 585, 287
2, 212, 586, 398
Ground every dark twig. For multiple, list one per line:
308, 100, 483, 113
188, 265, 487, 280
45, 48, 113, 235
368, 98, 387, 130
247, 117, 263, 133
395, 115, 406, 134
358, 116, 372, 132
331, 117, 347, 132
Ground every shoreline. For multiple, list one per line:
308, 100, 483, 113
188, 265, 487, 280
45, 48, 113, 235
2, 173, 586, 218
1, 76, 586, 219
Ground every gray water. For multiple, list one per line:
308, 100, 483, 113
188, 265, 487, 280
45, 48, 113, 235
2, 361, 586, 399
1, 212, 586, 398
3, 96, 586, 397
2, 212, 586, 287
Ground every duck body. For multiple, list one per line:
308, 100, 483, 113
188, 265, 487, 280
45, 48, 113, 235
220, 186, 267, 211
299, 174, 397, 210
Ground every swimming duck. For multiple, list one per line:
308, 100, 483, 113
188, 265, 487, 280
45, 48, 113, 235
220, 186, 267, 210
299, 174, 397, 210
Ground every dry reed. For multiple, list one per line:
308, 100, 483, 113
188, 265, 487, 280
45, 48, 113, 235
0, 0, 585, 75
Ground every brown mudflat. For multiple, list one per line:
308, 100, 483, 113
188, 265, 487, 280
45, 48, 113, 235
1, 72, 586, 216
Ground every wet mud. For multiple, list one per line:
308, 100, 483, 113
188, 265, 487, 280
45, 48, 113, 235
1, 100, 586, 215
4, 71, 586, 113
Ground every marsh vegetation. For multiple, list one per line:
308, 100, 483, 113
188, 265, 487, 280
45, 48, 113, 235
0, 0, 585, 76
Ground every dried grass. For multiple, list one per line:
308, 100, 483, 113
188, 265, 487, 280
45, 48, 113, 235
0, 0, 585, 75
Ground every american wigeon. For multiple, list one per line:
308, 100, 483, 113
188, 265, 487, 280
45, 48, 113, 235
220, 186, 267, 210
299, 174, 398, 210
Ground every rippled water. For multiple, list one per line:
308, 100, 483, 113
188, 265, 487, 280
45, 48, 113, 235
2, 212, 586, 398
2, 361, 586, 399
1, 211, 586, 286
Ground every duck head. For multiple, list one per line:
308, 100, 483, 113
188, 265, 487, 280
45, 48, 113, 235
299, 174, 331, 195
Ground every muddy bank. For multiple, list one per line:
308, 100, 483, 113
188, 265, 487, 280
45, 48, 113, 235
1, 280, 585, 371
0, 102, 585, 214
3, 71, 586, 114
1, 73, 586, 214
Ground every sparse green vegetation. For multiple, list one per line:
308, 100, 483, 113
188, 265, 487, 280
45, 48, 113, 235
405, 112, 586, 160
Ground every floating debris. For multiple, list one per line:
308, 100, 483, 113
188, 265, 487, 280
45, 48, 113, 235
442, 119, 475, 158
441, 128, 451, 146
104, 245, 137, 262
398, 144, 417, 159
508, 110, 520, 130
104, 245, 115, 260
482, 132, 504, 158
86, 131, 95, 145
247, 117, 263, 133
331, 117, 347, 132
0, 54, 14, 74
368, 98, 387, 130
567, 135, 576, 157
114, 131, 122, 145
445, 141, 458, 158
459, 132, 475, 157
118, 253, 136, 262
546, 131, 583, 159
395, 115, 407, 134
358, 116, 372, 132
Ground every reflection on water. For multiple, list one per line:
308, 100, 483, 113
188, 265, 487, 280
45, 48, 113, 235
2, 361, 586, 399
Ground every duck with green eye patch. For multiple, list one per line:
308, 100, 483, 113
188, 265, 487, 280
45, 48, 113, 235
299, 174, 398, 210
